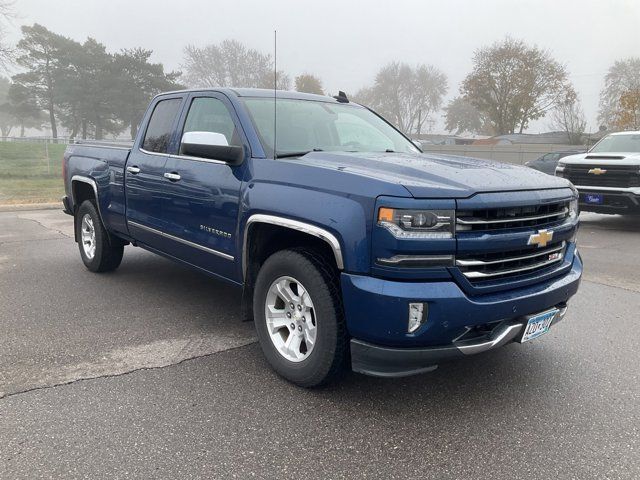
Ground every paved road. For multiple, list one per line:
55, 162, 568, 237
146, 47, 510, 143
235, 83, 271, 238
1, 209, 638, 479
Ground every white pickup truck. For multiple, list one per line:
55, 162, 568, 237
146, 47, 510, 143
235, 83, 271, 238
556, 131, 640, 214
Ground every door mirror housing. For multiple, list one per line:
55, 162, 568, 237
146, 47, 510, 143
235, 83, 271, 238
180, 131, 244, 165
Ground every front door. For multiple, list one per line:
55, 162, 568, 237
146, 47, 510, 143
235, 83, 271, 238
159, 93, 248, 281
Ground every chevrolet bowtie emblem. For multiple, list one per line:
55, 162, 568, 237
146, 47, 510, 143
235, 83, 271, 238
588, 168, 607, 175
528, 229, 554, 248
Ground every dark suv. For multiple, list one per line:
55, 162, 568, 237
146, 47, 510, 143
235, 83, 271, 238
526, 150, 586, 175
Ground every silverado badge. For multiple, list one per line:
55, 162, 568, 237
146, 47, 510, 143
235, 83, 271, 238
588, 168, 607, 175
528, 229, 554, 248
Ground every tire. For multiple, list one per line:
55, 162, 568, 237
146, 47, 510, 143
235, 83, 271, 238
253, 249, 347, 387
75, 200, 124, 273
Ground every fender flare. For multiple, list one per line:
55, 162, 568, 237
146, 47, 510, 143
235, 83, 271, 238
242, 214, 344, 280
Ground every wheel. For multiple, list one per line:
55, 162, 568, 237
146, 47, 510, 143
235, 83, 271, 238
76, 200, 124, 272
253, 249, 347, 387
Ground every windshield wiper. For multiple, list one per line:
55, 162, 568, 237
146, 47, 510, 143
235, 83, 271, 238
276, 148, 323, 159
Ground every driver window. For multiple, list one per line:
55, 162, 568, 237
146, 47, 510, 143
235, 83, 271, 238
182, 97, 241, 148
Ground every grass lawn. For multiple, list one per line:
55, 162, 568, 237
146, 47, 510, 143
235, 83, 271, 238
0, 176, 64, 204
0, 142, 67, 205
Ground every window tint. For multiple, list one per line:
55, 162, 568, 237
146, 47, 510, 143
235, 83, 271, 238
142, 98, 182, 153
182, 97, 240, 146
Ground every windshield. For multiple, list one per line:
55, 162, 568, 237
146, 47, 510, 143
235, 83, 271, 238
590, 133, 640, 153
242, 97, 420, 157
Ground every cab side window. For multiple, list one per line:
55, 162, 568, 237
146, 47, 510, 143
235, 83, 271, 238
182, 97, 241, 147
142, 98, 182, 153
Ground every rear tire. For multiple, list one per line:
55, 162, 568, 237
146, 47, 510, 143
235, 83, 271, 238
253, 249, 347, 387
76, 200, 124, 273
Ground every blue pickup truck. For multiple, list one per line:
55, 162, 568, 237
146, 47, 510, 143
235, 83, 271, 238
62, 88, 583, 386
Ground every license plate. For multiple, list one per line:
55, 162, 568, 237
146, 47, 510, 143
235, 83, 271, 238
583, 193, 604, 205
520, 308, 558, 343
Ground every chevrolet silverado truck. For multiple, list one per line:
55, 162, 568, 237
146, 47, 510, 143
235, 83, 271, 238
556, 131, 640, 214
62, 88, 583, 387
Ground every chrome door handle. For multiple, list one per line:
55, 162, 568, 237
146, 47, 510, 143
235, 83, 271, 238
126, 166, 141, 174
164, 172, 181, 181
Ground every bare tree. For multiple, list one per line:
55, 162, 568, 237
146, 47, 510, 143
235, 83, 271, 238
598, 58, 640, 129
0, 1, 14, 71
461, 38, 571, 135
355, 62, 447, 135
182, 39, 290, 90
444, 96, 493, 135
550, 91, 586, 144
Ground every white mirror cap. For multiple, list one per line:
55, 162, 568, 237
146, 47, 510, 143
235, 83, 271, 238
182, 131, 229, 147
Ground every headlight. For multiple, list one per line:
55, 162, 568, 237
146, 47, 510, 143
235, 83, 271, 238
555, 164, 565, 177
378, 207, 455, 239
569, 198, 579, 218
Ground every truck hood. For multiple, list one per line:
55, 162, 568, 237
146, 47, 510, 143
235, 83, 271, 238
296, 151, 571, 198
559, 151, 640, 165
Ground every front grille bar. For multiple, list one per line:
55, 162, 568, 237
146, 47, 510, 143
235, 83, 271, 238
457, 242, 566, 279
456, 208, 568, 226
456, 242, 565, 267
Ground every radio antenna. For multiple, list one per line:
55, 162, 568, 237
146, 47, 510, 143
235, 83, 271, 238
273, 30, 277, 159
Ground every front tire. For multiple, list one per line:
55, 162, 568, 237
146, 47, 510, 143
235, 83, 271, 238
76, 200, 124, 273
253, 249, 347, 387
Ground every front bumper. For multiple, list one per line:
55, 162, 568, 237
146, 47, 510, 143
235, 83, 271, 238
342, 251, 582, 377
351, 306, 568, 377
575, 186, 640, 213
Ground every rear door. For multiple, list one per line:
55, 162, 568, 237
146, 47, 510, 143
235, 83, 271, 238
125, 94, 185, 248
158, 92, 248, 280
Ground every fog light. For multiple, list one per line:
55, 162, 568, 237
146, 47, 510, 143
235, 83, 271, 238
408, 303, 427, 333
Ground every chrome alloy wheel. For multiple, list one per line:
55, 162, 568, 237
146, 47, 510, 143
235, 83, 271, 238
81, 213, 96, 260
265, 276, 317, 362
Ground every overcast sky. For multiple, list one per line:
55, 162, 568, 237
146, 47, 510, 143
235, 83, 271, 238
6, 0, 640, 133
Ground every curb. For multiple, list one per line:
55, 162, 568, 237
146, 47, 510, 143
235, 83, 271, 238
0, 202, 61, 212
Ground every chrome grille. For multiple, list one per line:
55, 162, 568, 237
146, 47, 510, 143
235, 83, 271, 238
457, 242, 566, 282
456, 201, 570, 232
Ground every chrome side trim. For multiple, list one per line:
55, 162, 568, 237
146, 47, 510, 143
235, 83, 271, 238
139, 148, 227, 165
456, 242, 565, 267
455, 323, 524, 355
243, 214, 344, 278
128, 221, 234, 261
457, 208, 568, 226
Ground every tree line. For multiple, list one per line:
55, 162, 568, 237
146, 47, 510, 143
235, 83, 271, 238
0, 23, 638, 142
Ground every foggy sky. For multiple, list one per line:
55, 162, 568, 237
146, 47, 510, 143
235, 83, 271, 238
6, 0, 640, 133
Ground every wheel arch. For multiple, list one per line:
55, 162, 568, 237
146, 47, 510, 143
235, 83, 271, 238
70, 176, 105, 243
242, 214, 344, 282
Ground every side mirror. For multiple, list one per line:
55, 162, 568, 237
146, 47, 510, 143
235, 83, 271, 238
180, 131, 244, 165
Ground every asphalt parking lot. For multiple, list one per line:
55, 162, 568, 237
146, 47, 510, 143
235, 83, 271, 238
1, 208, 639, 479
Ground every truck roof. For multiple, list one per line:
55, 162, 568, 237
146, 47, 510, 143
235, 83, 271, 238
157, 87, 348, 104
607, 130, 640, 136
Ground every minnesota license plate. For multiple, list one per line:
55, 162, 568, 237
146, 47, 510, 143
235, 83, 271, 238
583, 193, 604, 205
520, 308, 558, 343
